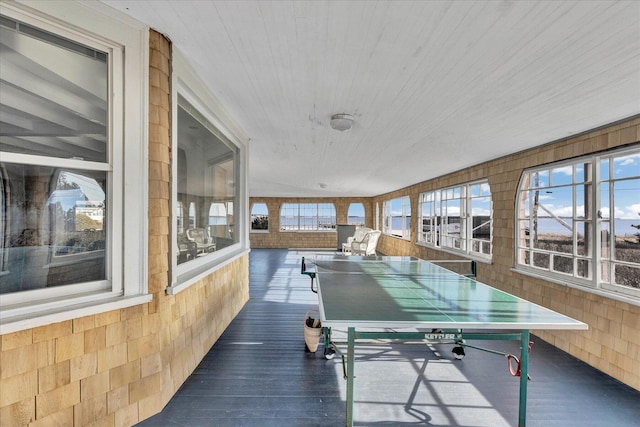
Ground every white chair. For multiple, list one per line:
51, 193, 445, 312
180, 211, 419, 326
351, 230, 381, 256
342, 227, 371, 254
186, 227, 216, 254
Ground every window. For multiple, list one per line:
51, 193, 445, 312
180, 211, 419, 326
0, 2, 149, 332
251, 203, 269, 231
516, 146, 639, 299
418, 180, 493, 259
383, 196, 411, 239
280, 203, 336, 231
169, 51, 248, 293
174, 94, 239, 268
347, 203, 365, 226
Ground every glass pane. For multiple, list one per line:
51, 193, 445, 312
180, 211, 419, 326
544, 185, 573, 219
613, 179, 640, 254
575, 185, 586, 219
404, 216, 412, 238
612, 153, 640, 180
614, 222, 640, 263
601, 260, 611, 283
176, 97, 238, 265
347, 203, 365, 226
534, 218, 572, 251
299, 203, 317, 230
600, 222, 611, 261
480, 182, 491, 196
519, 190, 531, 219
600, 158, 610, 181
614, 264, 640, 289
318, 203, 336, 230
280, 203, 296, 231
471, 195, 491, 245
552, 255, 573, 274
533, 252, 549, 269
575, 221, 587, 256
533, 171, 549, 188
575, 162, 590, 183
518, 220, 531, 248
251, 203, 268, 230
551, 166, 573, 186
0, 19, 107, 162
0, 163, 106, 293
443, 198, 461, 219
599, 182, 610, 220
576, 259, 591, 279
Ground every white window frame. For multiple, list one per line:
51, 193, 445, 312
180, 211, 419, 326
382, 196, 411, 240
514, 146, 640, 303
0, 1, 150, 334
417, 180, 493, 261
279, 203, 337, 232
168, 50, 250, 294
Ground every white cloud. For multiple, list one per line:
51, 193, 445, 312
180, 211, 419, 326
552, 165, 573, 176
616, 203, 640, 220
615, 153, 639, 166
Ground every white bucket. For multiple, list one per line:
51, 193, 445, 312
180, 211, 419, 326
304, 309, 322, 352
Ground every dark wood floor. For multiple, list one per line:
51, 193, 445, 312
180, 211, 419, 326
137, 249, 640, 426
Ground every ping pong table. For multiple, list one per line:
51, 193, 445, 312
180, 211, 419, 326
301, 255, 588, 427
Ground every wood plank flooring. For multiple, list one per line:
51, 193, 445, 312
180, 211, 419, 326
136, 249, 640, 426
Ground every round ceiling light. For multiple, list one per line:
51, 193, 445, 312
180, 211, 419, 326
329, 114, 355, 132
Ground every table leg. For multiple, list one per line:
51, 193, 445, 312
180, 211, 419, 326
346, 327, 355, 427
518, 330, 530, 427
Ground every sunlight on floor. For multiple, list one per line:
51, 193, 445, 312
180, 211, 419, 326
332, 344, 512, 427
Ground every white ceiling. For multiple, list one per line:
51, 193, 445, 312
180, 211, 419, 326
101, 0, 640, 197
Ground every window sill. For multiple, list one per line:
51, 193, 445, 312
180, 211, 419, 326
512, 266, 640, 307
279, 230, 337, 233
415, 242, 492, 264
168, 247, 249, 295
0, 293, 152, 334
382, 233, 411, 241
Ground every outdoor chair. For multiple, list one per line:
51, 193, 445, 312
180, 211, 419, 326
186, 227, 216, 254
342, 226, 371, 254
351, 230, 381, 256
177, 233, 197, 263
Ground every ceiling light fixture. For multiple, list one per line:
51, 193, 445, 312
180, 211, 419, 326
329, 114, 355, 132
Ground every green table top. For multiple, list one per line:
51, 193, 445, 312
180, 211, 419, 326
312, 256, 587, 331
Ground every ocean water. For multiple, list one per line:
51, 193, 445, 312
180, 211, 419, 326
275, 216, 639, 237
527, 217, 638, 236
279, 216, 366, 229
